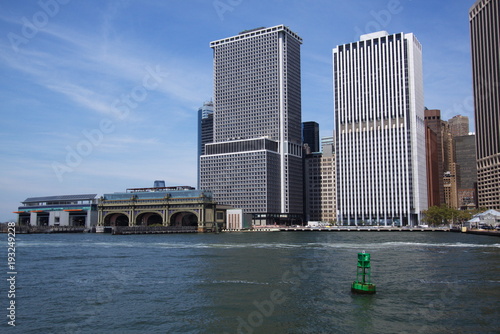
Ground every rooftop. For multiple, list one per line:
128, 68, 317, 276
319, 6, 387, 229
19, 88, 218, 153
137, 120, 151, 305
22, 194, 97, 204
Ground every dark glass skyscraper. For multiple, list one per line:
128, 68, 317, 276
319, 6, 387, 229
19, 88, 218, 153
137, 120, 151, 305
197, 101, 214, 189
302, 121, 320, 153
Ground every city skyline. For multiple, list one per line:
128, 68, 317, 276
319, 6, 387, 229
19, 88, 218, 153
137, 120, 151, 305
0, 0, 477, 221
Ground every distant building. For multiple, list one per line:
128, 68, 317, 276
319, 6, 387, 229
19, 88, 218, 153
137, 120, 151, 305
302, 121, 320, 153
470, 0, 500, 210
425, 109, 446, 206
304, 146, 336, 223
154, 180, 166, 188
197, 101, 214, 189
321, 136, 335, 154
448, 115, 469, 137
200, 25, 303, 226
15, 194, 98, 228
334, 31, 427, 226
454, 134, 478, 209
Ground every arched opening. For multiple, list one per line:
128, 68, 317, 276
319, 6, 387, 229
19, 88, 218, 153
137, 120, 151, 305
136, 212, 163, 226
104, 213, 129, 226
170, 212, 198, 227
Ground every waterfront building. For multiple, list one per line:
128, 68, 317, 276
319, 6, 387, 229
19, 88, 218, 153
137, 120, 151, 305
466, 209, 500, 228
197, 101, 214, 189
302, 121, 320, 153
200, 25, 303, 225
15, 194, 98, 228
226, 209, 252, 230
469, 0, 500, 210
97, 186, 226, 232
334, 31, 428, 226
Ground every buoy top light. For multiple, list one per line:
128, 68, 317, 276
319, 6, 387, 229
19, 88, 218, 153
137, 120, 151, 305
357, 252, 371, 268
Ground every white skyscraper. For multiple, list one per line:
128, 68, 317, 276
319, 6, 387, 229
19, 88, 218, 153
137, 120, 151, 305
333, 31, 427, 226
200, 25, 303, 226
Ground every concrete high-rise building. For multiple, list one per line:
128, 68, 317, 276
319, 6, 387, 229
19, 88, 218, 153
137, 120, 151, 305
425, 109, 446, 206
304, 149, 336, 223
448, 115, 470, 137
334, 31, 427, 226
200, 25, 303, 225
197, 101, 214, 189
443, 127, 459, 209
302, 121, 320, 153
470, 0, 500, 210
321, 136, 335, 154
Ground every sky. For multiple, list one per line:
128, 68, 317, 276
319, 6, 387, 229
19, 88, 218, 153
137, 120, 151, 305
0, 0, 475, 221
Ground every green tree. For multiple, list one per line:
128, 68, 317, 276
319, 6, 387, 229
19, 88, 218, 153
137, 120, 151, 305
422, 205, 454, 226
422, 205, 485, 226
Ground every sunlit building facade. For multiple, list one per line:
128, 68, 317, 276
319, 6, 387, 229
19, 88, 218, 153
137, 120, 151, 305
470, 0, 500, 210
334, 31, 428, 226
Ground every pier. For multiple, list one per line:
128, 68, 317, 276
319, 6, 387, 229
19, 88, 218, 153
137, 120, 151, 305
110, 226, 199, 235
221, 226, 452, 232
280, 226, 450, 232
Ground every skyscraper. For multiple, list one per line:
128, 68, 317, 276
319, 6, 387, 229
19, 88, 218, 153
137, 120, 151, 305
200, 25, 303, 225
197, 101, 214, 189
469, 0, 500, 210
304, 139, 336, 223
454, 134, 478, 208
334, 31, 427, 226
448, 115, 470, 137
302, 121, 320, 153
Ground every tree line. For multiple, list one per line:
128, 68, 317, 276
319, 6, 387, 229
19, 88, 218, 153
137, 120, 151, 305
421, 205, 484, 226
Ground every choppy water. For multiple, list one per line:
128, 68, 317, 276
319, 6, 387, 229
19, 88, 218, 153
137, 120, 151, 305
2, 232, 499, 333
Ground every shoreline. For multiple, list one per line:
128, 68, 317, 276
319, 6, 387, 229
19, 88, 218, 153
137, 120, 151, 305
2, 225, 499, 237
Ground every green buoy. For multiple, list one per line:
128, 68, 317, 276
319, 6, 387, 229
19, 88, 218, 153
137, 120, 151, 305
351, 251, 376, 294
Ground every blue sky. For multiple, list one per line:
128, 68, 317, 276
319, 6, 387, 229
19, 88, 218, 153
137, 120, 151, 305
0, 0, 474, 221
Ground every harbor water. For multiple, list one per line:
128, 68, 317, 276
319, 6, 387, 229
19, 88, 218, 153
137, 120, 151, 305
3, 231, 500, 333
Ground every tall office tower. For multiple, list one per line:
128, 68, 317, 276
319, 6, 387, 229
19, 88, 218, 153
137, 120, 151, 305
197, 101, 214, 189
470, 0, 500, 210
448, 115, 470, 137
334, 31, 427, 226
425, 119, 441, 207
200, 25, 303, 225
302, 121, 320, 153
443, 128, 459, 209
424, 109, 449, 206
304, 149, 336, 222
454, 134, 478, 208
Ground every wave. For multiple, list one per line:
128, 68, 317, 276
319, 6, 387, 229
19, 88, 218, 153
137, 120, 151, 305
204, 279, 270, 285
17, 240, 500, 250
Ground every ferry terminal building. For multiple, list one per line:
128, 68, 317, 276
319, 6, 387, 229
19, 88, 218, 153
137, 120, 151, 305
97, 186, 227, 232
15, 194, 98, 228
